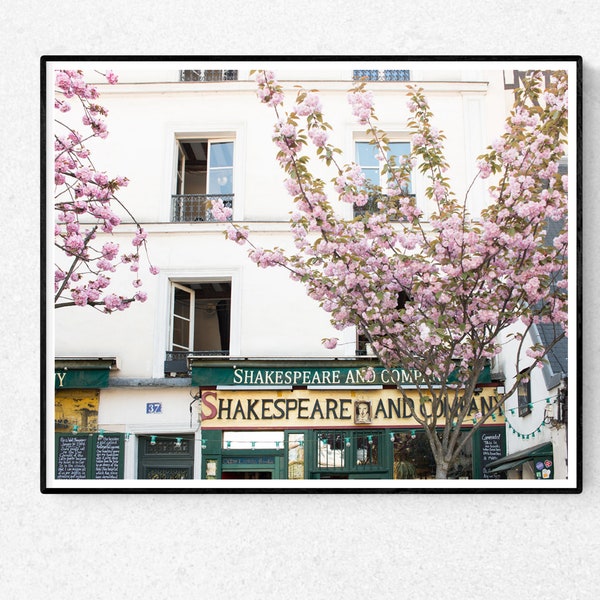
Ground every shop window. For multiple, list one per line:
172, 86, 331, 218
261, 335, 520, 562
172, 138, 234, 222
317, 430, 384, 470
391, 431, 473, 479
353, 70, 410, 81
317, 431, 346, 468
180, 70, 238, 82
165, 281, 231, 375
287, 433, 305, 479
356, 432, 379, 466
354, 140, 412, 217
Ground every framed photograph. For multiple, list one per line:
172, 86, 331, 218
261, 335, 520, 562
43, 55, 581, 492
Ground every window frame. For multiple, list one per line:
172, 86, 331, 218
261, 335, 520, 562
517, 372, 532, 417
165, 279, 233, 376
353, 138, 414, 218
171, 134, 236, 223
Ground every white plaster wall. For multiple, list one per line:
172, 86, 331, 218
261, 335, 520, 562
496, 323, 569, 478
98, 386, 202, 478
54, 68, 527, 379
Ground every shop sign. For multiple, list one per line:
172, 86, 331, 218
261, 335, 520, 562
54, 368, 110, 389
192, 364, 491, 388
200, 389, 503, 429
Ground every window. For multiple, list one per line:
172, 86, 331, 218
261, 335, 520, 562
316, 430, 383, 470
517, 371, 532, 417
353, 70, 410, 81
356, 291, 409, 355
165, 281, 231, 375
391, 431, 473, 479
172, 138, 234, 222
180, 70, 238, 82
354, 140, 412, 217
287, 433, 305, 479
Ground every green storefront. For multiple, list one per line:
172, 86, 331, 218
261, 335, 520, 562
54, 358, 124, 480
192, 359, 505, 481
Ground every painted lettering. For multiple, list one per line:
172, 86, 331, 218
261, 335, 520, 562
273, 399, 286, 419
298, 398, 309, 419
310, 399, 324, 419
232, 400, 246, 420
261, 399, 273, 419
286, 398, 298, 419
202, 391, 218, 420
468, 397, 479, 415
340, 399, 352, 419
375, 399, 388, 419
247, 399, 260, 419
481, 395, 495, 414
233, 369, 243, 384
326, 398, 338, 420
388, 397, 402, 419
216, 397, 231, 420
55, 372, 67, 387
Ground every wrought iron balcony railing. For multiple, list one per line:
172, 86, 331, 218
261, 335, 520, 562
164, 350, 229, 376
353, 193, 415, 219
171, 194, 233, 222
353, 69, 410, 81
180, 69, 238, 82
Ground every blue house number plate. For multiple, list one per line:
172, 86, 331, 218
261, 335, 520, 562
146, 402, 162, 414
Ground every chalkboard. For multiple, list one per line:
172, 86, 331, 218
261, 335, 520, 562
94, 435, 122, 479
56, 436, 88, 479
479, 430, 506, 479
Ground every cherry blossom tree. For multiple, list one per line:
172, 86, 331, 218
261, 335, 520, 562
214, 69, 569, 479
54, 69, 158, 312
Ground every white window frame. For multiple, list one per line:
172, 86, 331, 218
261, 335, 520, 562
354, 138, 412, 191
175, 137, 235, 197
170, 283, 195, 353
164, 125, 245, 222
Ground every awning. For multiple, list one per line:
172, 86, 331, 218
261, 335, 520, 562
484, 442, 553, 473
55, 357, 117, 389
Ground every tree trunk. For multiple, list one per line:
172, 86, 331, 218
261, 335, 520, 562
435, 460, 449, 479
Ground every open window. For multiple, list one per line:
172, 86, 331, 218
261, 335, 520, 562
165, 281, 231, 375
171, 138, 234, 222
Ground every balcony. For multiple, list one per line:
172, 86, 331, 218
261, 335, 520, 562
180, 70, 238, 82
165, 350, 229, 376
171, 194, 233, 222
353, 70, 410, 82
